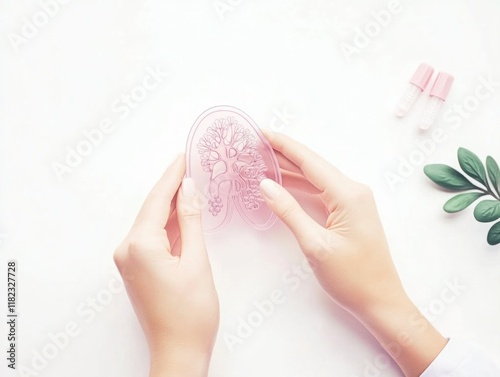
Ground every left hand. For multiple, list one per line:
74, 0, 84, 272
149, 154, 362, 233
113, 154, 219, 377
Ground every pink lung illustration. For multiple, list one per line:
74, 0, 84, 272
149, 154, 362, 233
186, 106, 281, 232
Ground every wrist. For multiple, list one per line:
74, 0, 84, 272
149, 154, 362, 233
149, 345, 212, 377
356, 293, 447, 376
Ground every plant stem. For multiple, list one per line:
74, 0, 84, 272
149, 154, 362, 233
477, 186, 500, 201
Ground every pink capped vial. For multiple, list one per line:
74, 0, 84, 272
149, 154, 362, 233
185, 106, 281, 232
395, 63, 435, 118
419, 72, 454, 130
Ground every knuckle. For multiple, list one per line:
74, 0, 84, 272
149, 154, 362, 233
181, 205, 201, 220
113, 244, 127, 268
280, 203, 299, 222
126, 238, 147, 258
114, 237, 147, 266
179, 199, 202, 220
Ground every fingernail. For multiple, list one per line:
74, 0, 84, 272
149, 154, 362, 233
182, 177, 196, 198
261, 129, 273, 138
260, 179, 280, 200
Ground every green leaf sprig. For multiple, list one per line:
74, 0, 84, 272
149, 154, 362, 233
424, 147, 500, 246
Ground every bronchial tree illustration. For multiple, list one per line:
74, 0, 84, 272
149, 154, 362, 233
197, 116, 268, 216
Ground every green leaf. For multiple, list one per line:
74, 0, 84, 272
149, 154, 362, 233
487, 221, 500, 245
486, 156, 500, 197
443, 192, 485, 213
458, 147, 488, 188
473, 200, 500, 222
424, 164, 478, 191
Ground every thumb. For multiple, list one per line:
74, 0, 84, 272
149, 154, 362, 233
176, 177, 208, 263
260, 178, 324, 248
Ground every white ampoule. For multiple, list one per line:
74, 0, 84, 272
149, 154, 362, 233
395, 63, 434, 118
395, 84, 423, 117
419, 72, 454, 130
419, 96, 443, 130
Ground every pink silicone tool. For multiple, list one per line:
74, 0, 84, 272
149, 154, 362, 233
186, 106, 281, 232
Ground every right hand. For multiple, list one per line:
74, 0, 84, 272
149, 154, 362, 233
259, 130, 446, 377
259, 130, 405, 315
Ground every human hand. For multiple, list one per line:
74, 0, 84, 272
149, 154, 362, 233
259, 130, 403, 314
259, 131, 446, 377
114, 155, 219, 377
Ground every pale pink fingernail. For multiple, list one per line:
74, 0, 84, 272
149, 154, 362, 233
182, 177, 196, 198
260, 179, 280, 200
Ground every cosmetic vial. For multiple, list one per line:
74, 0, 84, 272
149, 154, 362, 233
395, 63, 434, 118
419, 72, 454, 130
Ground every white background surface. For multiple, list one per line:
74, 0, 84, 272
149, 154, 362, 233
1, 0, 500, 376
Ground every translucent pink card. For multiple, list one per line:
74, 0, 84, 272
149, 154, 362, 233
186, 106, 281, 232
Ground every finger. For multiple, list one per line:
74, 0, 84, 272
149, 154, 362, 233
170, 234, 181, 257
165, 208, 180, 255
281, 169, 322, 195
176, 177, 208, 264
260, 178, 324, 248
163, 195, 178, 233
275, 150, 302, 175
133, 154, 185, 230
262, 130, 349, 193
